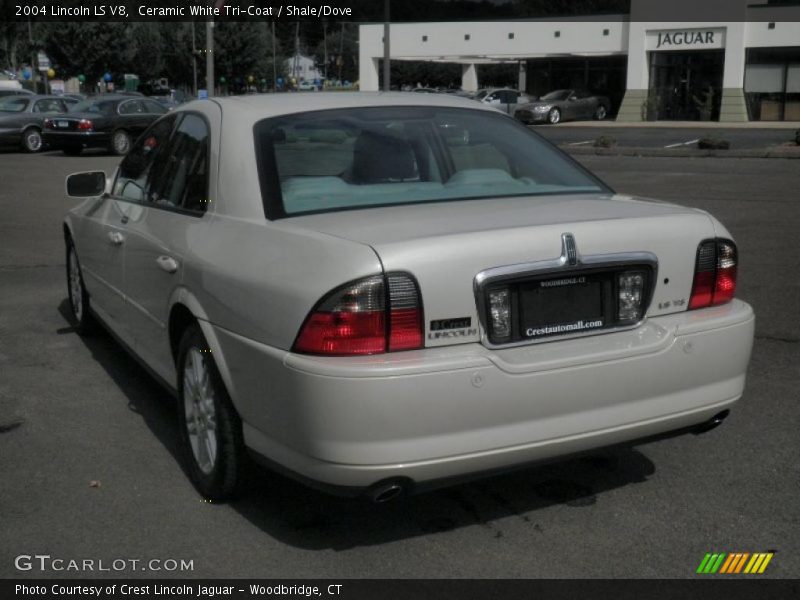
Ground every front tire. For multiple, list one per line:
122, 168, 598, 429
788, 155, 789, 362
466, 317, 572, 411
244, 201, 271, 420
110, 129, 131, 156
22, 127, 43, 153
66, 241, 97, 335
547, 108, 561, 125
594, 105, 608, 120
177, 324, 245, 501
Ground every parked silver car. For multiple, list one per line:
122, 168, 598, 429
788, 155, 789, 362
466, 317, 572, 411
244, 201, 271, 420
515, 89, 611, 124
63, 93, 754, 502
0, 94, 71, 152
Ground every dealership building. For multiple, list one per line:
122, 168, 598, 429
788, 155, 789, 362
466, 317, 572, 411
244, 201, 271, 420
359, 0, 800, 122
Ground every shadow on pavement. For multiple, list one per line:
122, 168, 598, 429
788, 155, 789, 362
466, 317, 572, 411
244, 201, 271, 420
59, 298, 657, 551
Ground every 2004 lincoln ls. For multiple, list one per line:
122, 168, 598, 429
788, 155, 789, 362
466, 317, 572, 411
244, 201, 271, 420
62, 93, 754, 502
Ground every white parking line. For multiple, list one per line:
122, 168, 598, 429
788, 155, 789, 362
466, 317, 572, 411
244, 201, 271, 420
568, 140, 595, 146
664, 138, 700, 148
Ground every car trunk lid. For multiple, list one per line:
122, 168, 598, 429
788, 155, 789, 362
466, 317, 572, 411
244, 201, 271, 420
286, 194, 717, 348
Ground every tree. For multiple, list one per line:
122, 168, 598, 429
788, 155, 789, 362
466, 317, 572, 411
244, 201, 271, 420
313, 23, 358, 83
213, 21, 282, 91
43, 22, 130, 85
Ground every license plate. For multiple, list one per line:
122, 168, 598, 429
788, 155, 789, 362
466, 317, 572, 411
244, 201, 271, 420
519, 276, 605, 339
57, 121, 70, 128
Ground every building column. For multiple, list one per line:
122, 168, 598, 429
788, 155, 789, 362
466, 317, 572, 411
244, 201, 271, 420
359, 57, 380, 92
518, 61, 527, 93
616, 22, 649, 121
461, 63, 478, 92
720, 22, 749, 122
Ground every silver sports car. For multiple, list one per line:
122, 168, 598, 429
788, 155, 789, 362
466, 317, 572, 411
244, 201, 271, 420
515, 89, 611, 125
63, 93, 754, 502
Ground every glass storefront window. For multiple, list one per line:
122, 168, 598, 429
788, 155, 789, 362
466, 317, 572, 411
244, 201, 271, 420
745, 47, 800, 121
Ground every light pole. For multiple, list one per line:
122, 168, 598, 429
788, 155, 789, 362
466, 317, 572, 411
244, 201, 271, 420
206, 19, 214, 96
191, 21, 198, 97
382, 0, 390, 91
271, 21, 277, 91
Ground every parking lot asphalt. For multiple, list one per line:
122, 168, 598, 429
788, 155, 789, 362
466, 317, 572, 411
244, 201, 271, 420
0, 150, 798, 579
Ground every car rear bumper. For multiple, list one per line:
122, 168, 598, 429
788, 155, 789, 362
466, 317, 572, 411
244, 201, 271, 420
43, 130, 110, 148
211, 299, 754, 492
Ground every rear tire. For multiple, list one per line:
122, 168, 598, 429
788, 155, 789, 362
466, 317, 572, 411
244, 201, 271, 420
177, 323, 245, 501
66, 241, 98, 335
547, 108, 561, 125
22, 127, 43, 153
109, 129, 131, 156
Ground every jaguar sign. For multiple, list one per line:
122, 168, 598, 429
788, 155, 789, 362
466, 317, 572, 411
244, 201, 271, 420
647, 28, 725, 51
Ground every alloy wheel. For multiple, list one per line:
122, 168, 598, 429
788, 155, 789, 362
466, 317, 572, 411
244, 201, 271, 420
183, 348, 218, 475
24, 128, 42, 152
68, 247, 83, 322
112, 131, 130, 155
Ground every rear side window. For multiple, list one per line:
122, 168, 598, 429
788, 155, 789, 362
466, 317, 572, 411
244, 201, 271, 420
113, 115, 177, 203
254, 106, 608, 219
33, 99, 64, 113
146, 114, 210, 212
118, 100, 144, 115
114, 113, 209, 213
143, 99, 168, 114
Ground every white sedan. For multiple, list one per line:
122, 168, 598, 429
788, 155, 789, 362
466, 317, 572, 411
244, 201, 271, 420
63, 93, 754, 502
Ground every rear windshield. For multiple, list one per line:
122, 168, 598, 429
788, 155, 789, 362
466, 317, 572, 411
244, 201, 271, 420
0, 97, 29, 112
71, 99, 118, 115
254, 106, 609, 219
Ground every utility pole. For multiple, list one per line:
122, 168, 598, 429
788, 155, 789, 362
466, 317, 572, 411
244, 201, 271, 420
338, 22, 344, 82
191, 21, 198, 97
271, 21, 277, 91
28, 18, 37, 93
206, 19, 214, 96
323, 22, 328, 84
382, 0, 390, 91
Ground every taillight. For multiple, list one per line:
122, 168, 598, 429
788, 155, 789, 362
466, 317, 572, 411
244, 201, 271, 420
44, 118, 54, 129
77, 119, 93, 131
293, 273, 423, 356
689, 239, 738, 310
387, 274, 423, 351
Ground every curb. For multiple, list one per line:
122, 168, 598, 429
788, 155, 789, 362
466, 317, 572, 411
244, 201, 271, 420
562, 145, 800, 159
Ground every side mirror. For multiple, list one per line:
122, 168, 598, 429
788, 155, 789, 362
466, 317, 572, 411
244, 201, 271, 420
66, 171, 106, 198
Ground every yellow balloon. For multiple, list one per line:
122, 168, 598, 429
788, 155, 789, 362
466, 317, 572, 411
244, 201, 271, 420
47, 68, 55, 78
247, 75, 254, 83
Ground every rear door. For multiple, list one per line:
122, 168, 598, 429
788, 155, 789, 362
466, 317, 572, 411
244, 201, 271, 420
120, 112, 211, 381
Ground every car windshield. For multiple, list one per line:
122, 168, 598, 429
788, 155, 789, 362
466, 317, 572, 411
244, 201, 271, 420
541, 90, 571, 101
255, 106, 609, 218
70, 99, 118, 115
0, 97, 29, 112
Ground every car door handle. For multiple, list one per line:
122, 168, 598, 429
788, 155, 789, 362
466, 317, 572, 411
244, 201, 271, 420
156, 255, 179, 274
107, 231, 125, 246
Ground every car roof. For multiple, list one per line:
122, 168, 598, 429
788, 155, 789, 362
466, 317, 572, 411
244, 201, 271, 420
0, 94, 64, 102
194, 92, 498, 122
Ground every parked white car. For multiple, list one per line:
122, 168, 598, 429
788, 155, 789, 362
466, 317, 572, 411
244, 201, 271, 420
63, 93, 754, 502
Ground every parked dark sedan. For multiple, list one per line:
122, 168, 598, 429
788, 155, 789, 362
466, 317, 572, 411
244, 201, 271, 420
42, 95, 167, 155
0, 94, 71, 152
515, 89, 610, 125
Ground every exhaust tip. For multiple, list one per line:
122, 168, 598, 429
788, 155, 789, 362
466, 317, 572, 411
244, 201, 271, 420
366, 478, 410, 504
694, 410, 730, 435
